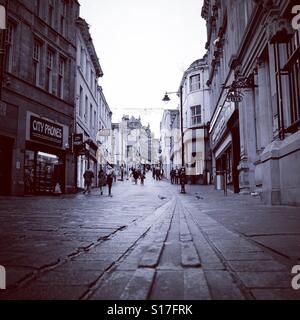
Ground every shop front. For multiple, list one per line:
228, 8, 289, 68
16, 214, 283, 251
75, 136, 98, 189
24, 112, 69, 195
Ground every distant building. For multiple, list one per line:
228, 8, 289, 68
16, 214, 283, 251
0, 0, 79, 195
202, 0, 300, 205
160, 109, 180, 179
112, 115, 154, 170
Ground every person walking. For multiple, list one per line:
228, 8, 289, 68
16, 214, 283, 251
175, 168, 180, 185
133, 169, 139, 185
83, 168, 94, 194
106, 166, 114, 197
170, 168, 175, 184
98, 168, 106, 196
179, 167, 187, 194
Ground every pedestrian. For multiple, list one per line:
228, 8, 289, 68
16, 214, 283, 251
140, 170, 145, 185
170, 168, 175, 184
152, 167, 155, 179
98, 168, 106, 196
133, 169, 139, 185
106, 166, 114, 197
175, 168, 180, 185
83, 168, 94, 194
155, 168, 161, 181
179, 167, 186, 194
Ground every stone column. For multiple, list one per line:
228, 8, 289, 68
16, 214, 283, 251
238, 88, 256, 194
257, 59, 273, 149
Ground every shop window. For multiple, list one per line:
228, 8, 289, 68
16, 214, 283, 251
24, 150, 64, 195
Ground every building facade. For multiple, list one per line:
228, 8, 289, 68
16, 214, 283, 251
112, 115, 153, 171
160, 109, 180, 179
180, 57, 211, 184
0, 0, 79, 195
202, 0, 300, 205
75, 17, 104, 189
96, 86, 113, 169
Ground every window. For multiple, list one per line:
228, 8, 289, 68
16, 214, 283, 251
33, 40, 41, 86
80, 47, 85, 69
48, 5, 54, 27
46, 49, 54, 93
60, 16, 65, 35
94, 110, 96, 129
86, 60, 89, 80
85, 96, 88, 123
5, 22, 15, 73
191, 105, 202, 126
79, 86, 83, 118
90, 70, 94, 89
190, 74, 201, 92
90, 104, 93, 128
58, 57, 65, 99
60, 0, 67, 35
36, 0, 41, 15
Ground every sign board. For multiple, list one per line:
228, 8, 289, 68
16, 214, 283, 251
98, 129, 111, 137
30, 116, 63, 147
73, 133, 83, 146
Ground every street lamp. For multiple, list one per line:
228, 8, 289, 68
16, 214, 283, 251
162, 86, 185, 168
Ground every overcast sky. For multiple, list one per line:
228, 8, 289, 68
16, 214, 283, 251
79, 0, 207, 137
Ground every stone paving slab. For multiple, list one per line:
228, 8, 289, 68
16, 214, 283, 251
183, 269, 211, 300
120, 268, 155, 300
237, 271, 293, 289
89, 271, 135, 300
149, 270, 184, 300
204, 271, 246, 300
251, 288, 300, 300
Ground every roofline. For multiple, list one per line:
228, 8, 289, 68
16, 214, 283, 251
76, 17, 103, 77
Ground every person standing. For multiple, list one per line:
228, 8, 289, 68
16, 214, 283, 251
106, 166, 114, 197
83, 168, 94, 194
140, 170, 145, 185
98, 168, 106, 196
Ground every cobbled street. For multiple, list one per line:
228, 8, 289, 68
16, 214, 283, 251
0, 175, 300, 300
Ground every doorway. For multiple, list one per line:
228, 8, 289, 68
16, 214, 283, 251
0, 136, 13, 196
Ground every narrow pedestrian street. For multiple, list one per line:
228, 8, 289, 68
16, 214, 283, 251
0, 175, 299, 300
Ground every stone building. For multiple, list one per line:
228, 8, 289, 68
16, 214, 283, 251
0, 0, 79, 195
179, 57, 211, 184
202, 0, 300, 205
75, 17, 107, 189
112, 115, 153, 171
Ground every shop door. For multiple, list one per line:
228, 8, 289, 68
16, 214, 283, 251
0, 137, 13, 195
